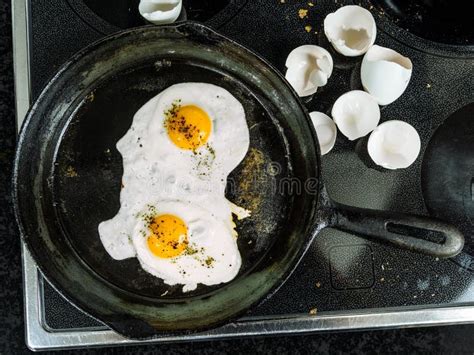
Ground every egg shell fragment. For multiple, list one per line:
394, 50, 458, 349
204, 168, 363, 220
139, 0, 182, 25
324, 5, 376, 57
285, 45, 334, 97
361, 45, 413, 105
309, 112, 337, 155
331, 90, 380, 141
368, 120, 421, 170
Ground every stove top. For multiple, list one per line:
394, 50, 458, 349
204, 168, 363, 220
13, 0, 474, 350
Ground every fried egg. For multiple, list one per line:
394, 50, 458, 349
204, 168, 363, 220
132, 201, 241, 292
98, 83, 250, 291
119, 82, 249, 195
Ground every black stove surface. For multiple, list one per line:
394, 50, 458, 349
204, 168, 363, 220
369, 0, 474, 46
28, 0, 474, 331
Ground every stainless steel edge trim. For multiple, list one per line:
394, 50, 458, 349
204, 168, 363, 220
12, 0, 31, 132
13, 0, 474, 351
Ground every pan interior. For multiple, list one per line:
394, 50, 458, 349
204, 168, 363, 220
52, 60, 294, 299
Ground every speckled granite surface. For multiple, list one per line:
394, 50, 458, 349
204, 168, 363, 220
1, 1, 474, 354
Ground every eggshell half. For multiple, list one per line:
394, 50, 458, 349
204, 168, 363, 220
368, 120, 421, 169
331, 90, 380, 140
310, 112, 337, 155
285, 45, 334, 97
361, 45, 413, 105
139, 0, 182, 25
324, 5, 376, 57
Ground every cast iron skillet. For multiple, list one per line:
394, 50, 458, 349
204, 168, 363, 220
13, 23, 464, 339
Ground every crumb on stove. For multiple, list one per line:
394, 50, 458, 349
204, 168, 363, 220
280, 0, 286, 3
305, 25, 312, 32
308, 2, 314, 6
65, 166, 78, 178
380, 277, 385, 282
298, 9, 309, 19
315, 282, 321, 288
426, 83, 432, 89
309, 308, 318, 315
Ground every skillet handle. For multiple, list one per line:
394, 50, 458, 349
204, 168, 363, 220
329, 202, 464, 258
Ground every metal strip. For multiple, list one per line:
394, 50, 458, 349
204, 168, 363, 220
13, 0, 474, 351
12, 0, 31, 132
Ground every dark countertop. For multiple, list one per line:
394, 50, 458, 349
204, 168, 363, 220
1, 2, 473, 354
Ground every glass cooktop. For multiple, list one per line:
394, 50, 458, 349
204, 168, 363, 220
13, 0, 474, 350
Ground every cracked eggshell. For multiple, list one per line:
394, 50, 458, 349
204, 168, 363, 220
368, 120, 421, 170
139, 0, 182, 25
331, 90, 380, 141
285, 45, 334, 97
324, 5, 376, 57
310, 112, 337, 155
361, 45, 413, 105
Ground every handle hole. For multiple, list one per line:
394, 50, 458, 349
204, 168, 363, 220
471, 177, 473, 201
386, 223, 446, 244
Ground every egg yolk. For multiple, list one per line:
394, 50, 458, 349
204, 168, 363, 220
147, 214, 188, 258
165, 105, 212, 151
